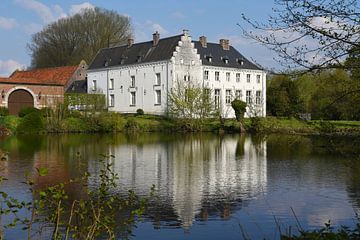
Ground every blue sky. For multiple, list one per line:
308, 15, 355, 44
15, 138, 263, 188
0, 0, 276, 76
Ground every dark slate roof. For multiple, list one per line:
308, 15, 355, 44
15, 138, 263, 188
88, 35, 182, 70
66, 80, 88, 93
194, 42, 261, 70
88, 34, 261, 70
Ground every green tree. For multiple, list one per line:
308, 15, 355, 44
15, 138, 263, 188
168, 82, 217, 120
28, 7, 132, 68
267, 74, 303, 117
231, 99, 247, 132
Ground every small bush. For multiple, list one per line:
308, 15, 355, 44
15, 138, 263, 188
63, 117, 89, 132
0, 115, 21, 133
18, 107, 40, 117
0, 107, 9, 116
17, 112, 44, 134
318, 120, 335, 133
249, 117, 266, 133
124, 118, 140, 132
136, 108, 144, 116
40, 107, 53, 117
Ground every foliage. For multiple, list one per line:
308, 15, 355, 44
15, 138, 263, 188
65, 93, 106, 113
0, 107, 8, 117
0, 155, 151, 239
16, 112, 44, 134
124, 118, 140, 132
282, 221, 360, 240
18, 107, 40, 117
168, 82, 218, 121
0, 115, 21, 133
241, 0, 360, 71
136, 108, 144, 116
267, 74, 303, 117
231, 99, 247, 121
28, 7, 132, 68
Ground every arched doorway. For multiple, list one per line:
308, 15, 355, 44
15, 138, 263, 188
8, 89, 34, 115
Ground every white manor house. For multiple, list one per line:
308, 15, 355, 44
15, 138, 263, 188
87, 30, 266, 118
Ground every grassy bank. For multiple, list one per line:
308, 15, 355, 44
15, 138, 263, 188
1, 109, 360, 135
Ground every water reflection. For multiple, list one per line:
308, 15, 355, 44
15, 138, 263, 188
85, 134, 268, 229
1, 133, 360, 239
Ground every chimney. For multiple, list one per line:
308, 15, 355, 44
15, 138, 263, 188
199, 36, 207, 48
153, 31, 160, 46
220, 39, 230, 50
127, 38, 134, 48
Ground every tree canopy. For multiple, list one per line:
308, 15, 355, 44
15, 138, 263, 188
28, 7, 132, 68
241, 0, 360, 71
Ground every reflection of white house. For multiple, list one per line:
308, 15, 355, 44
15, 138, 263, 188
93, 135, 267, 229
87, 30, 266, 118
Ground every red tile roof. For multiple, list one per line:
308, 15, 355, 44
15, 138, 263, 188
0, 66, 78, 86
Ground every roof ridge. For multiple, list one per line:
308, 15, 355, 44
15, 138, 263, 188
15, 65, 77, 73
99, 34, 184, 51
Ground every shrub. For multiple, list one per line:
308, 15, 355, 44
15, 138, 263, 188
231, 99, 247, 121
124, 118, 140, 132
136, 108, 144, 116
0, 107, 9, 116
40, 107, 53, 117
63, 117, 89, 132
17, 111, 44, 134
18, 107, 40, 117
0, 115, 21, 133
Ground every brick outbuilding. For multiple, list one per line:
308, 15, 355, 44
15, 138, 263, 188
0, 61, 87, 115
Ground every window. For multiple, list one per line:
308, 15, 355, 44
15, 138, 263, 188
246, 90, 252, 104
130, 92, 136, 106
184, 75, 190, 81
236, 73, 240, 82
226, 72, 230, 81
256, 91, 262, 104
130, 75, 135, 87
109, 78, 114, 90
214, 89, 221, 108
156, 73, 161, 85
155, 90, 161, 105
204, 70, 209, 80
109, 94, 114, 107
225, 90, 232, 104
256, 74, 261, 84
235, 90, 242, 99
92, 80, 97, 91
215, 71, 220, 81
246, 74, 251, 83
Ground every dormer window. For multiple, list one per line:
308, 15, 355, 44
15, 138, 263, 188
104, 60, 109, 67
205, 55, 212, 63
136, 55, 142, 63
237, 58, 244, 65
222, 56, 229, 64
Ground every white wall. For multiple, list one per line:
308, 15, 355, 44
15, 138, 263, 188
88, 61, 172, 115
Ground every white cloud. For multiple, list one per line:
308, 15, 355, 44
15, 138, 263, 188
0, 59, 26, 76
0, 16, 17, 30
135, 20, 170, 42
13, 0, 63, 23
69, 2, 95, 15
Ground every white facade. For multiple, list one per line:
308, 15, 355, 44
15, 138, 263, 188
87, 31, 266, 118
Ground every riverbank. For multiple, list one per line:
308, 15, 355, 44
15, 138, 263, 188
1, 110, 360, 136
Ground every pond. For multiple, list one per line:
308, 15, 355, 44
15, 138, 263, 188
0, 133, 359, 239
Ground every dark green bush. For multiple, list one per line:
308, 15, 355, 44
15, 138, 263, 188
40, 107, 53, 117
231, 99, 247, 121
136, 108, 144, 116
0, 107, 9, 116
18, 107, 40, 117
17, 111, 44, 134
